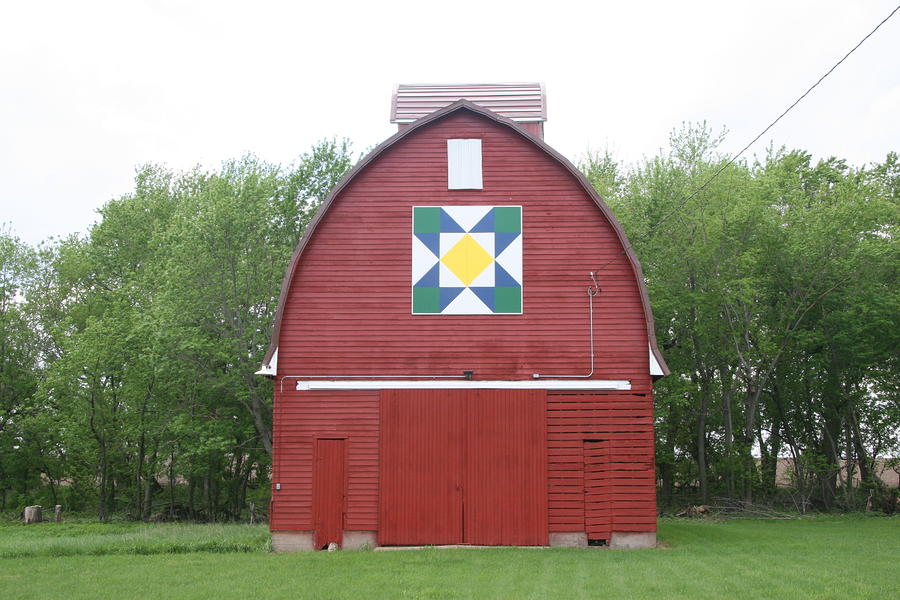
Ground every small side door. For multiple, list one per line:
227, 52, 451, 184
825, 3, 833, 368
313, 438, 346, 549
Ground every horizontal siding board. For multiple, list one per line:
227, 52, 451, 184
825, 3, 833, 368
270, 390, 379, 533
547, 393, 657, 536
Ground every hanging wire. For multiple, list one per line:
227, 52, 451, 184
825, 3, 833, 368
593, 3, 900, 274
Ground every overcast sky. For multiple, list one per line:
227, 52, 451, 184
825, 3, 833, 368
2, 1, 898, 246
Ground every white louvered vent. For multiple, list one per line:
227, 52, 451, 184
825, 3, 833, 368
447, 139, 483, 190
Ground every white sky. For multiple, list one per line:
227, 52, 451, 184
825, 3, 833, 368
2, 0, 898, 246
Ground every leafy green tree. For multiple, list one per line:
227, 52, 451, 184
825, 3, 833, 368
24, 141, 353, 520
0, 228, 40, 508
583, 127, 899, 509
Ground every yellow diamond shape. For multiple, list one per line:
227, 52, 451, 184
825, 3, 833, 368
441, 234, 493, 286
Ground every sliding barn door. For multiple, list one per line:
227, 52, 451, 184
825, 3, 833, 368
465, 389, 546, 545
380, 389, 547, 546
380, 390, 465, 545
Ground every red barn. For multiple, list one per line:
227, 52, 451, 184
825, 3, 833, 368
258, 83, 668, 551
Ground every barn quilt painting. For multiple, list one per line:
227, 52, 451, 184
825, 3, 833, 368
412, 206, 522, 314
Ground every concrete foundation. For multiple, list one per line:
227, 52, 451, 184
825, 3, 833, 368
609, 531, 656, 549
342, 531, 378, 550
271, 531, 315, 552
548, 532, 588, 548
272, 530, 655, 551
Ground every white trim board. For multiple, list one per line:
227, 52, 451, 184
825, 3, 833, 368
295, 379, 631, 391
254, 348, 278, 376
649, 345, 664, 377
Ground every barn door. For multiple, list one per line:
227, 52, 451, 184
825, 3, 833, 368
380, 389, 547, 546
313, 438, 346, 549
465, 389, 546, 545
584, 440, 612, 541
380, 390, 465, 545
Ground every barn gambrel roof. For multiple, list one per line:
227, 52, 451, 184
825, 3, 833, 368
261, 100, 669, 378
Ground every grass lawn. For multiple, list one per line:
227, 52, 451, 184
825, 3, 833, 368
0, 520, 270, 558
0, 516, 897, 599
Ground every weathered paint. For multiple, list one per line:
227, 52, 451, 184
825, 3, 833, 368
380, 389, 546, 546
548, 392, 657, 535
464, 389, 546, 545
380, 389, 464, 545
584, 440, 612, 540
262, 101, 669, 378
275, 109, 658, 388
312, 438, 345, 549
269, 391, 379, 533
268, 99, 662, 547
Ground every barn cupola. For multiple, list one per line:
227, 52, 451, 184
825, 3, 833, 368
390, 83, 547, 138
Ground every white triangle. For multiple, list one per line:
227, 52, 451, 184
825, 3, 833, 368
469, 259, 495, 287
495, 235, 522, 283
412, 236, 439, 284
439, 232, 465, 258
443, 287, 492, 314
649, 345, 664, 376
442, 205, 492, 232
439, 261, 465, 287
468, 232, 494, 257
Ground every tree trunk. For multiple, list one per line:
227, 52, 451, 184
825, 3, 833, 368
188, 474, 196, 520
143, 478, 156, 520
759, 415, 781, 499
723, 385, 735, 498
169, 451, 176, 520
24, 505, 42, 524
98, 439, 109, 522
849, 408, 873, 488
843, 416, 856, 508
697, 382, 710, 504
245, 375, 273, 456
134, 395, 149, 518
743, 385, 762, 502
204, 474, 212, 522
141, 445, 159, 521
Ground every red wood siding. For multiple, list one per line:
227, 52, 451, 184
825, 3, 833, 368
584, 440, 612, 539
270, 390, 379, 532
548, 392, 656, 534
312, 439, 345, 548
277, 109, 653, 394
270, 107, 660, 542
380, 389, 547, 546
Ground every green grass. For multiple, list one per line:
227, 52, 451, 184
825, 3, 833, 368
0, 517, 897, 599
0, 521, 270, 558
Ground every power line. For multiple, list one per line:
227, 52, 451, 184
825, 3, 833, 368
595, 3, 900, 273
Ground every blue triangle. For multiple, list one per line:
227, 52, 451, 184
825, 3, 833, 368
439, 287, 465, 311
495, 263, 520, 287
470, 287, 495, 311
439, 209, 465, 233
470, 208, 495, 233
414, 232, 440, 257
414, 263, 440, 287
495, 232, 519, 256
